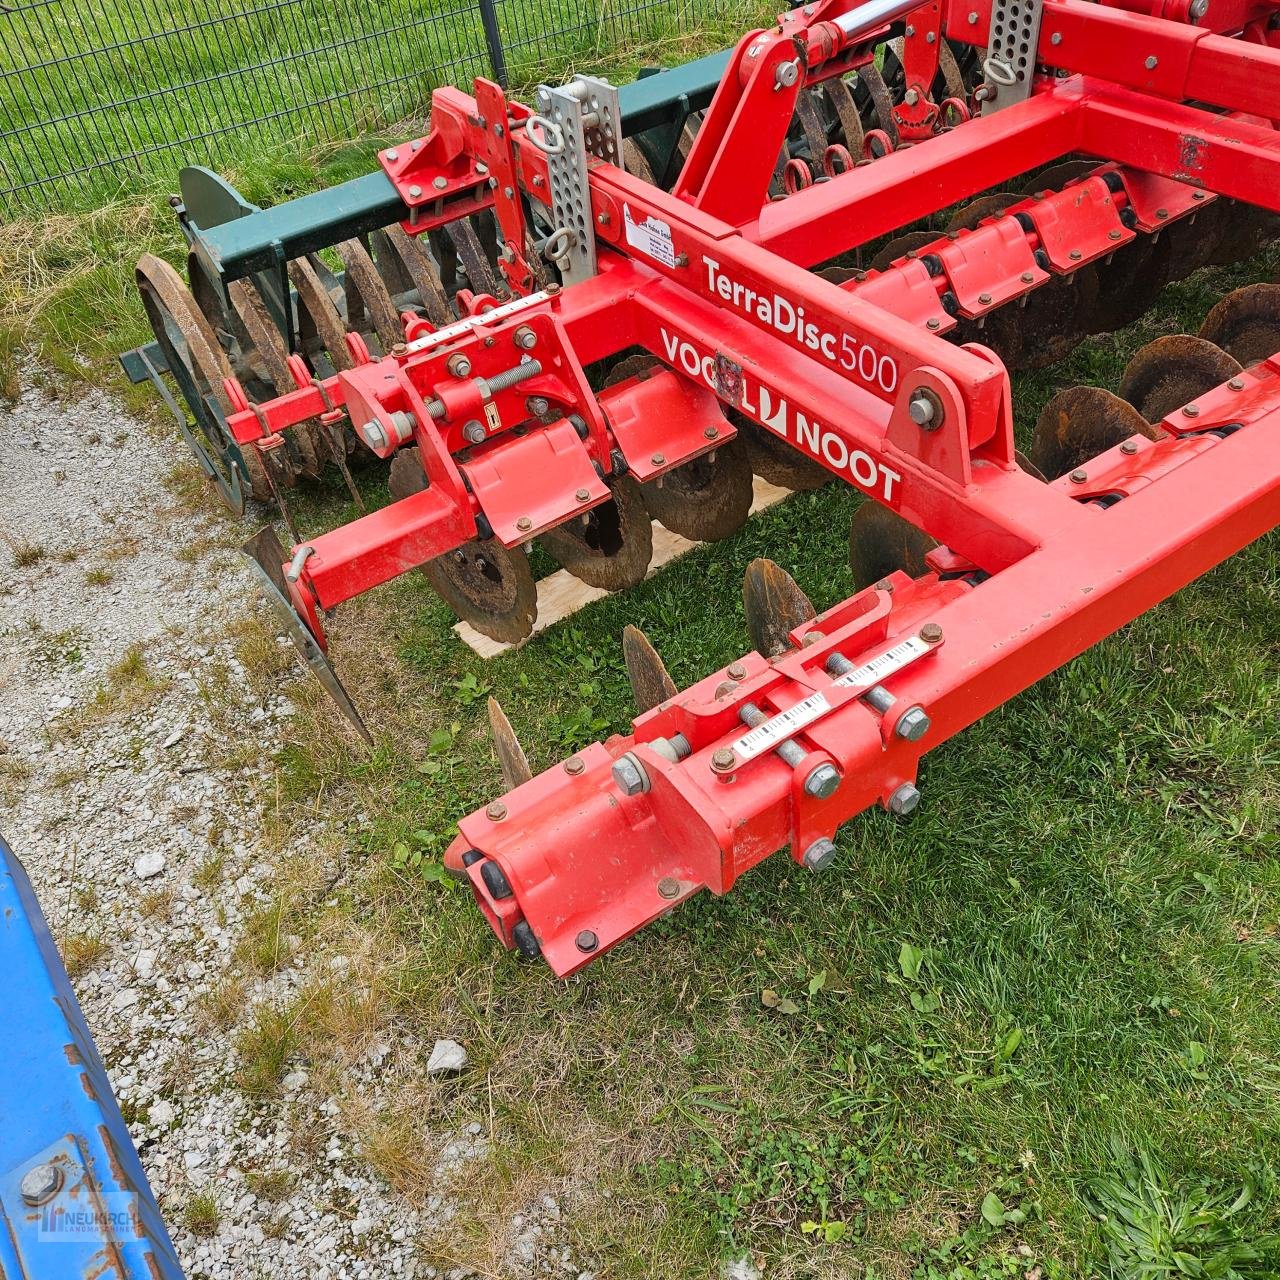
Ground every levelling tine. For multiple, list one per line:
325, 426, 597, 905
241, 525, 372, 745
1118, 335, 1241, 423
742, 558, 816, 659
487, 697, 534, 789
622, 624, 677, 713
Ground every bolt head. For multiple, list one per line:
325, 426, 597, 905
408, 184, 423, 198
1021, 271, 1034, 283
1228, 378, 1245, 391
904, 88, 920, 106
802, 838, 838, 872
575, 929, 599, 952
463, 419, 486, 444
1050, 30, 1062, 43
433, 176, 449, 190
804, 763, 842, 800
926, 317, 941, 330
920, 622, 944, 644
651, 452, 665, 466
611, 753, 647, 796
486, 801, 508, 821
727, 662, 747, 680
895, 706, 931, 742
888, 782, 921, 816
514, 326, 537, 350
978, 292, 992, 305
1182, 404, 1200, 418
711, 747, 737, 772
1070, 468, 1088, 483
526, 396, 550, 416
360, 420, 389, 450
657, 876, 681, 899
515, 516, 532, 532
1069, 248, 1082, 260
1144, 54, 1158, 69
564, 757, 585, 775
703, 425, 719, 439
20, 1163, 62, 1206
386, 149, 399, 162
1120, 439, 1138, 455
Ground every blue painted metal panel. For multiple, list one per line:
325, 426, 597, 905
0, 833, 186, 1280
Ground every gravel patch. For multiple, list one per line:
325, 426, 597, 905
0, 372, 590, 1278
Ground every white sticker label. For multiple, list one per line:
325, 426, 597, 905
832, 635, 931, 693
732, 692, 832, 762
727, 634, 934, 762
624, 203, 676, 268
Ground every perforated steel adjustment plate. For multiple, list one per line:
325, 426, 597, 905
983, 0, 1045, 111
537, 75, 620, 286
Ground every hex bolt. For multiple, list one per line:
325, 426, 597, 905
513, 326, 537, 350
711, 747, 737, 773
408, 184, 423, 198
432, 176, 448, 190
1183, 404, 1200, 418
704, 425, 719, 439
651, 452, 665, 466
564, 757, 585, 775
486, 801, 508, 821
1050, 30, 1062, 43
611, 752, 650, 795
657, 876, 681, 899
774, 59, 800, 89
1120, 439, 1138, 455
526, 396, 551, 417
727, 661, 747, 680
967, 8, 978, 20
1144, 54, 1158, 69
463, 419, 486, 444
904, 88, 920, 106
447, 353, 472, 377
386, 149, 400, 162
920, 622, 944, 644
888, 782, 921, 816
1070, 468, 1088, 483
20, 1163, 63, 1207
576, 929, 599, 952
1228, 377, 1245, 391
575, 487, 591, 503
804, 763, 841, 799
803, 838, 838, 872
516, 516, 532, 532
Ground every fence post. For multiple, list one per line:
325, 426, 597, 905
478, 0, 508, 87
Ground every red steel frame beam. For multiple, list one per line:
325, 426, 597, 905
217, 0, 1280, 967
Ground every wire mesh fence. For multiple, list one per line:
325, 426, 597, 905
0, 0, 734, 213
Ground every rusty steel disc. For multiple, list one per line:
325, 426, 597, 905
487, 696, 533, 789
945, 192, 1020, 233
423, 537, 538, 644
641, 438, 754, 542
1198, 283, 1280, 367
603, 352, 661, 387
370, 224, 454, 325
540, 475, 654, 590
622, 624, 677, 713
738, 420, 831, 491
136, 252, 273, 505
1207, 200, 1279, 267
291, 254, 354, 372
338, 239, 403, 353
1019, 159, 1096, 197
870, 230, 939, 274
1090, 233, 1174, 335
1029, 385, 1158, 479
847, 499, 937, 590
742, 558, 816, 659
1118, 335, 1241, 423
622, 138, 656, 184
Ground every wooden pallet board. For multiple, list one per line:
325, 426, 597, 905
455, 477, 792, 658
